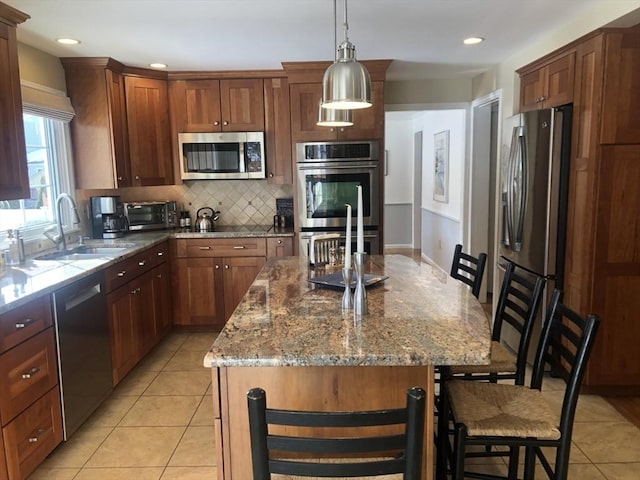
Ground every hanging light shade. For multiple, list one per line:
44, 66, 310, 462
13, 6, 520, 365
317, 100, 353, 126
321, 0, 372, 110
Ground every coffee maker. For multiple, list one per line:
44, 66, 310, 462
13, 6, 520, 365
90, 196, 128, 239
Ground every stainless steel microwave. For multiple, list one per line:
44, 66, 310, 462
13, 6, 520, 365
124, 201, 178, 231
178, 132, 266, 180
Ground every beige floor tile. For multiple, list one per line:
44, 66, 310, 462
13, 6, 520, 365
190, 396, 215, 426
136, 346, 177, 372
28, 467, 80, 479
120, 395, 202, 426
597, 462, 640, 480
113, 368, 159, 396
144, 370, 211, 396
74, 467, 164, 480
180, 332, 219, 352
84, 395, 138, 428
40, 426, 113, 468
163, 349, 209, 371
538, 462, 607, 479
542, 390, 627, 423
168, 426, 216, 466
573, 421, 640, 463
160, 466, 218, 479
85, 426, 186, 468
157, 333, 190, 352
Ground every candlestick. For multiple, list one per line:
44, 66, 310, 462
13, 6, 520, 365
345, 204, 352, 269
356, 185, 364, 253
353, 252, 367, 316
341, 267, 353, 311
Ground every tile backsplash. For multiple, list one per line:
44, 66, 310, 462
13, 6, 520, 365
78, 180, 294, 229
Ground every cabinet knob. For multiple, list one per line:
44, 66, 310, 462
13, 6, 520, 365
28, 429, 46, 443
157, 274, 163, 279
117, 176, 123, 181
117, 270, 127, 277
225, 265, 230, 269
214, 121, 220, 126
138, 260, 146, 266
157, 251, 164, 256
21, 367, 40, 379
339, 128, 345, 132
277, 240, 282, 244
135, 175, 140, 180
330, 127, 335, 132
15, 318, 34, 329
268, 172, 274, 178
215, 264, 220, 269
131, 287, 141, 295
223, 121, 229, 126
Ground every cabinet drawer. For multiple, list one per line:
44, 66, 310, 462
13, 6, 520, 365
3, 387, 63, 480
0, 328, 58, 426
183, 238, 266, 258
105, 249, 154, 292
0, 296, 52, 354
147, 241, 169, 268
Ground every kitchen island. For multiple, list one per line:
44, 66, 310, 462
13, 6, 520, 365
204, 254, 491, 479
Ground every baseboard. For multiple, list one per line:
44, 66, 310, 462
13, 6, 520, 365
384, 243, 414, 249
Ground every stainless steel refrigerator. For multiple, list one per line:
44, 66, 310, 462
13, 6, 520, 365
498, 105, 572, 362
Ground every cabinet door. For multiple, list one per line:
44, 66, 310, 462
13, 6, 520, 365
222, 256, 266, 319
220, 79, 265, 131
266, 237, 293, 257
544, 53, 575, 108
290, 83, 339, 142
0, 20, 29, 200
107, 284, 138, 385
152, 262, 172, 339
125, 76, 173, 186
134, 272, 157, 359
0, 430, 7, 480
264, 77, 293, 184
175, 257, 225, 327
170, 79, 222, 132
106, 69, 132, 186
339, 81, 385, 140
520, 68, 545, 112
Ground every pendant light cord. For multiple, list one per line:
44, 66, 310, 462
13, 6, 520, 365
342, 0, 349, 43
333, 0, 337, 61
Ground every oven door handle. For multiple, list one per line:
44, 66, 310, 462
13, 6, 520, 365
297, 164, 377, 171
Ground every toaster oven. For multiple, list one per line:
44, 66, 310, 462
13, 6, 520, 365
124, 201, 178, 231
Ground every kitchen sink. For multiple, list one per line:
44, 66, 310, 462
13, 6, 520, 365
35, 245, 130, 261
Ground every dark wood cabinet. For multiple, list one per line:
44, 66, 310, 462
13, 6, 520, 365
124, 75, 173, 185
290, 81, 385, 142
222, 256, 266, 318
264, 77, 293, 184
174, 257, 226, 327
266, 237, 294, 257
0, 4, 30, 201
152, 262, 172, 339
518, 52, 575, 112
170, 78, 265, 132
527, 28, 640, 391
107, 281, 139, 385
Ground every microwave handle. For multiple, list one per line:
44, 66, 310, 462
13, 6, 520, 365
239, 142, 246, 173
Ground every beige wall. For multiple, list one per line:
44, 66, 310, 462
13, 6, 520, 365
385, 78, 472, 105
17, 42, 66, 92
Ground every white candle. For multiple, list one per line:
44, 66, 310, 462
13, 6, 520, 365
345, 204, 352, 269
356, 185, 364, 253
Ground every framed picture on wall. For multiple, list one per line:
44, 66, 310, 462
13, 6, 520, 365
433, 130, 449, 203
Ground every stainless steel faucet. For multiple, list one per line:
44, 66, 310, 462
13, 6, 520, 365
53, 193, 81, 251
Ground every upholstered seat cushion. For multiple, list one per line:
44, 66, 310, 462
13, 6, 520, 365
448, 340, 516, 375
445, 380, 560, 439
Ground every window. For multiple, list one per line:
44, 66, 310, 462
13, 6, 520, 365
0, 85, 76, 242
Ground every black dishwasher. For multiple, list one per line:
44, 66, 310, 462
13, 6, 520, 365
53, 271, 112, 439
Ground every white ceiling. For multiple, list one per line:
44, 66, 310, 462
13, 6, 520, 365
5, 0, 637, 81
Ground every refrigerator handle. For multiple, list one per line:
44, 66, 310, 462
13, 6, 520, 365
506, 126, 527, 252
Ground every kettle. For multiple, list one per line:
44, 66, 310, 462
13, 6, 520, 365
195, 207, 220, 232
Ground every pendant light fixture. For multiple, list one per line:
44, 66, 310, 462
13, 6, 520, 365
321, 0, 372, 110
317, 0, 354, 126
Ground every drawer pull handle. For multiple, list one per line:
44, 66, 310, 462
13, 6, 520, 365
22, 367, 40, 379
138, 260, 146, 266
117, 271, 127, 277
131, 287, 141, 295
199, 246, 212, 250
233, 245, 246, 249
28, 428, 46, 443
15, 318, 34, 329
157, 251, 164, 256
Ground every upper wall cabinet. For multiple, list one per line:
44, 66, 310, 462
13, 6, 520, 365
264, 77, 292, 184
62, 58, 173, 188
0, 4, 30, 201
518, 52, 575, 112
289, 81, 385, 142
169, 78, 265, 133
124, 75, 173, 186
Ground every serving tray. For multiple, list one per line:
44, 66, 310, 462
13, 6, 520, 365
308, 271, 388, 290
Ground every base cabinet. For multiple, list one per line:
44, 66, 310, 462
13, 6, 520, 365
105, 242, 171, 385
266, 237, 293, 257
174, 257, 226, 328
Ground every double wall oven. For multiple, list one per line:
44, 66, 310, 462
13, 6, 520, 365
296, 140, 380, 255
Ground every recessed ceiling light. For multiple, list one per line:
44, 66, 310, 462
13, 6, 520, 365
149, 63, 167, 69
463, 37, 484, 45
56, 38, 80, 45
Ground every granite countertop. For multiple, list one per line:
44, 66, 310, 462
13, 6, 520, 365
0, 225, 293, 314
205, 255, 491, 368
